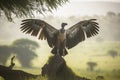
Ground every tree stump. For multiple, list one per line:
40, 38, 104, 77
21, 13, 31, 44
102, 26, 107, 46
41, 55, 90, 80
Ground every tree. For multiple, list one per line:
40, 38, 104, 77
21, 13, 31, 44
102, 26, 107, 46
107, 12, 116, 17
0, 0, 68, 21
0, 45, 12, 64
0, 38, 39, 68
11, 39, 39, 67
108, 50, 118, 58
87, 61, 97, 71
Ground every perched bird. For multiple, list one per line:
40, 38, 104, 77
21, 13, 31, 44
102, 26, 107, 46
20, 19, 99, 56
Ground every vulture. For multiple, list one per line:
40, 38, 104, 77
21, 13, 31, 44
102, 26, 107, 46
20, 19, 99, 56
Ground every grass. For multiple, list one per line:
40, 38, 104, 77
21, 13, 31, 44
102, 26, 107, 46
74, 69, 120, 80
0, 42, 120, 80
0, 68, 120, 80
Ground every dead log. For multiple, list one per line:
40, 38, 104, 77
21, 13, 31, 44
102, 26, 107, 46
0, 56, 41, 80
0, 65, 40, 80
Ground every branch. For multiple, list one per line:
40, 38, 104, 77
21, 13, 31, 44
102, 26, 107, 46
0, 0, 68, 21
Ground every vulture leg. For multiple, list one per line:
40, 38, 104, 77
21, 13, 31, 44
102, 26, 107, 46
56, 40, 60, 55
62, 40, 66, 56
57, 40, 68, 56
51, 39, 68, 56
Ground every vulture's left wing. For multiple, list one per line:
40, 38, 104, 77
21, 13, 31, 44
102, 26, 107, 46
20, 19, 58, 48
66, 19, 99, 49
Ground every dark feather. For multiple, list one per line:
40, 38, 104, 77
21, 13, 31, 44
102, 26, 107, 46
20, 19, 58, 48
66, 19, 99, 49
20, 19, 99, 50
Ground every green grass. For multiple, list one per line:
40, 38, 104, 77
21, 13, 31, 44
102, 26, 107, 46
73, 69, 120, 80
0, 42, 120, 80
1, 69, 120, 80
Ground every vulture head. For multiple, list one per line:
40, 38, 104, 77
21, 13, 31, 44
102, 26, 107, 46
61, 23, 68, 28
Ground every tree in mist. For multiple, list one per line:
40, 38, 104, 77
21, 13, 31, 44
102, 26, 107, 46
0, 38, 39, 67
11, 39, 39, 67
107, 12, 116, 17
107, 50, 118, 58
0, 0, 68, 21
0, 46, 12, 65
87, 61, 97, 71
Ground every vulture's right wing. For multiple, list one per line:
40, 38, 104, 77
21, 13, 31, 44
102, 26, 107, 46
20, 19, 58, 48
66, 19, 99, 49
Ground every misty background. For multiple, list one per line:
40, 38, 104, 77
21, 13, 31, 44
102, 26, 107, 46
0, 12, 120, 68
0, 1, 120, 80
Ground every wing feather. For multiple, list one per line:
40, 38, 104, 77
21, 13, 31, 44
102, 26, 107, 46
20, 19, 58, 48
66, 19, 99, 49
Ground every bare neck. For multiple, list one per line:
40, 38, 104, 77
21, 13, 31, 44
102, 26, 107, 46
60, 27, 65, 33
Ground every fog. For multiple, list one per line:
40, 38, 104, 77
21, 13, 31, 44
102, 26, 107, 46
0, 39, 39, 68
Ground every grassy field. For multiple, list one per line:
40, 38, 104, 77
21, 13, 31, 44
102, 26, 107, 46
0, 42, 120, 80
0, 67, 119, 80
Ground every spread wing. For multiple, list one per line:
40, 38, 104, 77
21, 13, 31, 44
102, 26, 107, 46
66, 19, 99, 49
20, 19, 58, 48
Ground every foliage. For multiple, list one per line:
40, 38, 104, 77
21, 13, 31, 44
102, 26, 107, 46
87, 61, 97, 71
0, 0, 68, 21
107, 50, 118, 58
12, 38, 39, 50
0, 38, 39, 67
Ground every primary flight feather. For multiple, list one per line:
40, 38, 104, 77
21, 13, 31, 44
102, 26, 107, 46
20, 19, 99, 56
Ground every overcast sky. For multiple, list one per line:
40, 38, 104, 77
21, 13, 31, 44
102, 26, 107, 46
70, 0, 120, 2
50, 0, 120, 16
